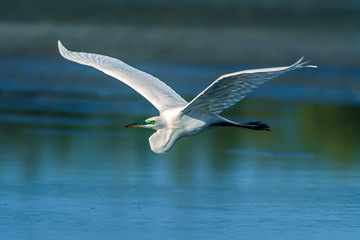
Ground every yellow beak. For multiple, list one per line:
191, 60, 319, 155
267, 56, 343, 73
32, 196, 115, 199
124, 121, 146, 128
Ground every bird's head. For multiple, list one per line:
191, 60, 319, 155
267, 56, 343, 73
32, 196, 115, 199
124, 117, 161, 130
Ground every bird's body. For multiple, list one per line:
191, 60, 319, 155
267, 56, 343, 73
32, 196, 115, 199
136, 107, 215, 153
58, 41, 317, 154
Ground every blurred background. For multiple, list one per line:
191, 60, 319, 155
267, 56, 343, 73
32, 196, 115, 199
0, 1, 359, 240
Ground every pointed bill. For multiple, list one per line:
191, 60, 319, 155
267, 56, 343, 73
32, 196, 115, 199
124, 121, 146, 128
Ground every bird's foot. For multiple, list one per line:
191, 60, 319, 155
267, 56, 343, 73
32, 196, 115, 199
244, 121, 270, 131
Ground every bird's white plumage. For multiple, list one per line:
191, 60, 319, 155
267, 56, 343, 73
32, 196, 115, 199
58, 41, 187, 113
58, 41, 317, 154
182, 57, 317, 115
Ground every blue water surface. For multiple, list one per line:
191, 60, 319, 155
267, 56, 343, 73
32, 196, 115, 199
0, 56, 359, 240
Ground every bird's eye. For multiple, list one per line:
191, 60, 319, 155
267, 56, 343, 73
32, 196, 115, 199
145, 120, 155, 125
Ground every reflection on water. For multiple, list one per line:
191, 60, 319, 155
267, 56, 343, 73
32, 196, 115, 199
0, 57, 359, 239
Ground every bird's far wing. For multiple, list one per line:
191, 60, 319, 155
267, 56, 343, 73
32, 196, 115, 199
182, 57, 317, 115
58, 41, 187, 113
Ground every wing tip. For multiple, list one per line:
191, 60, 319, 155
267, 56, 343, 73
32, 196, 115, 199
58, 40, 70, 58
294, 56, 318, 69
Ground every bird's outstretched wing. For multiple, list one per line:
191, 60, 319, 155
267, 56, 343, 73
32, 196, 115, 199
58, 41, 187, 113
182, 57, 317, 115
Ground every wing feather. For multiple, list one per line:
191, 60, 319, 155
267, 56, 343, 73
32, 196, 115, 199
58, 41, 187, 112
182, 57, 317, 115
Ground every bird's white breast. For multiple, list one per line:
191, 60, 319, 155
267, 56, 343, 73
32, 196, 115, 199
149, 107, 213, 153
162, 107, 210, 135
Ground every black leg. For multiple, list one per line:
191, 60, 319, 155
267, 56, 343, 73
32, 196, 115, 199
243, 121, 270, 131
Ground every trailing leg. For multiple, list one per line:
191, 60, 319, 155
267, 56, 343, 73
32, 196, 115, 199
210, 120, 270, 131
239, 121, 270, 131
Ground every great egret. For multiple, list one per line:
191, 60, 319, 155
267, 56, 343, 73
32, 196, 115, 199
58, 41, 317, 154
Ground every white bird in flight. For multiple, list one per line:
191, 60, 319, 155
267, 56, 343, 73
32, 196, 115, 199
58, 41, 317, 154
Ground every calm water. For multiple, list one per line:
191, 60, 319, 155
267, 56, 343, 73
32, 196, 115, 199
0, 57, 359, 240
